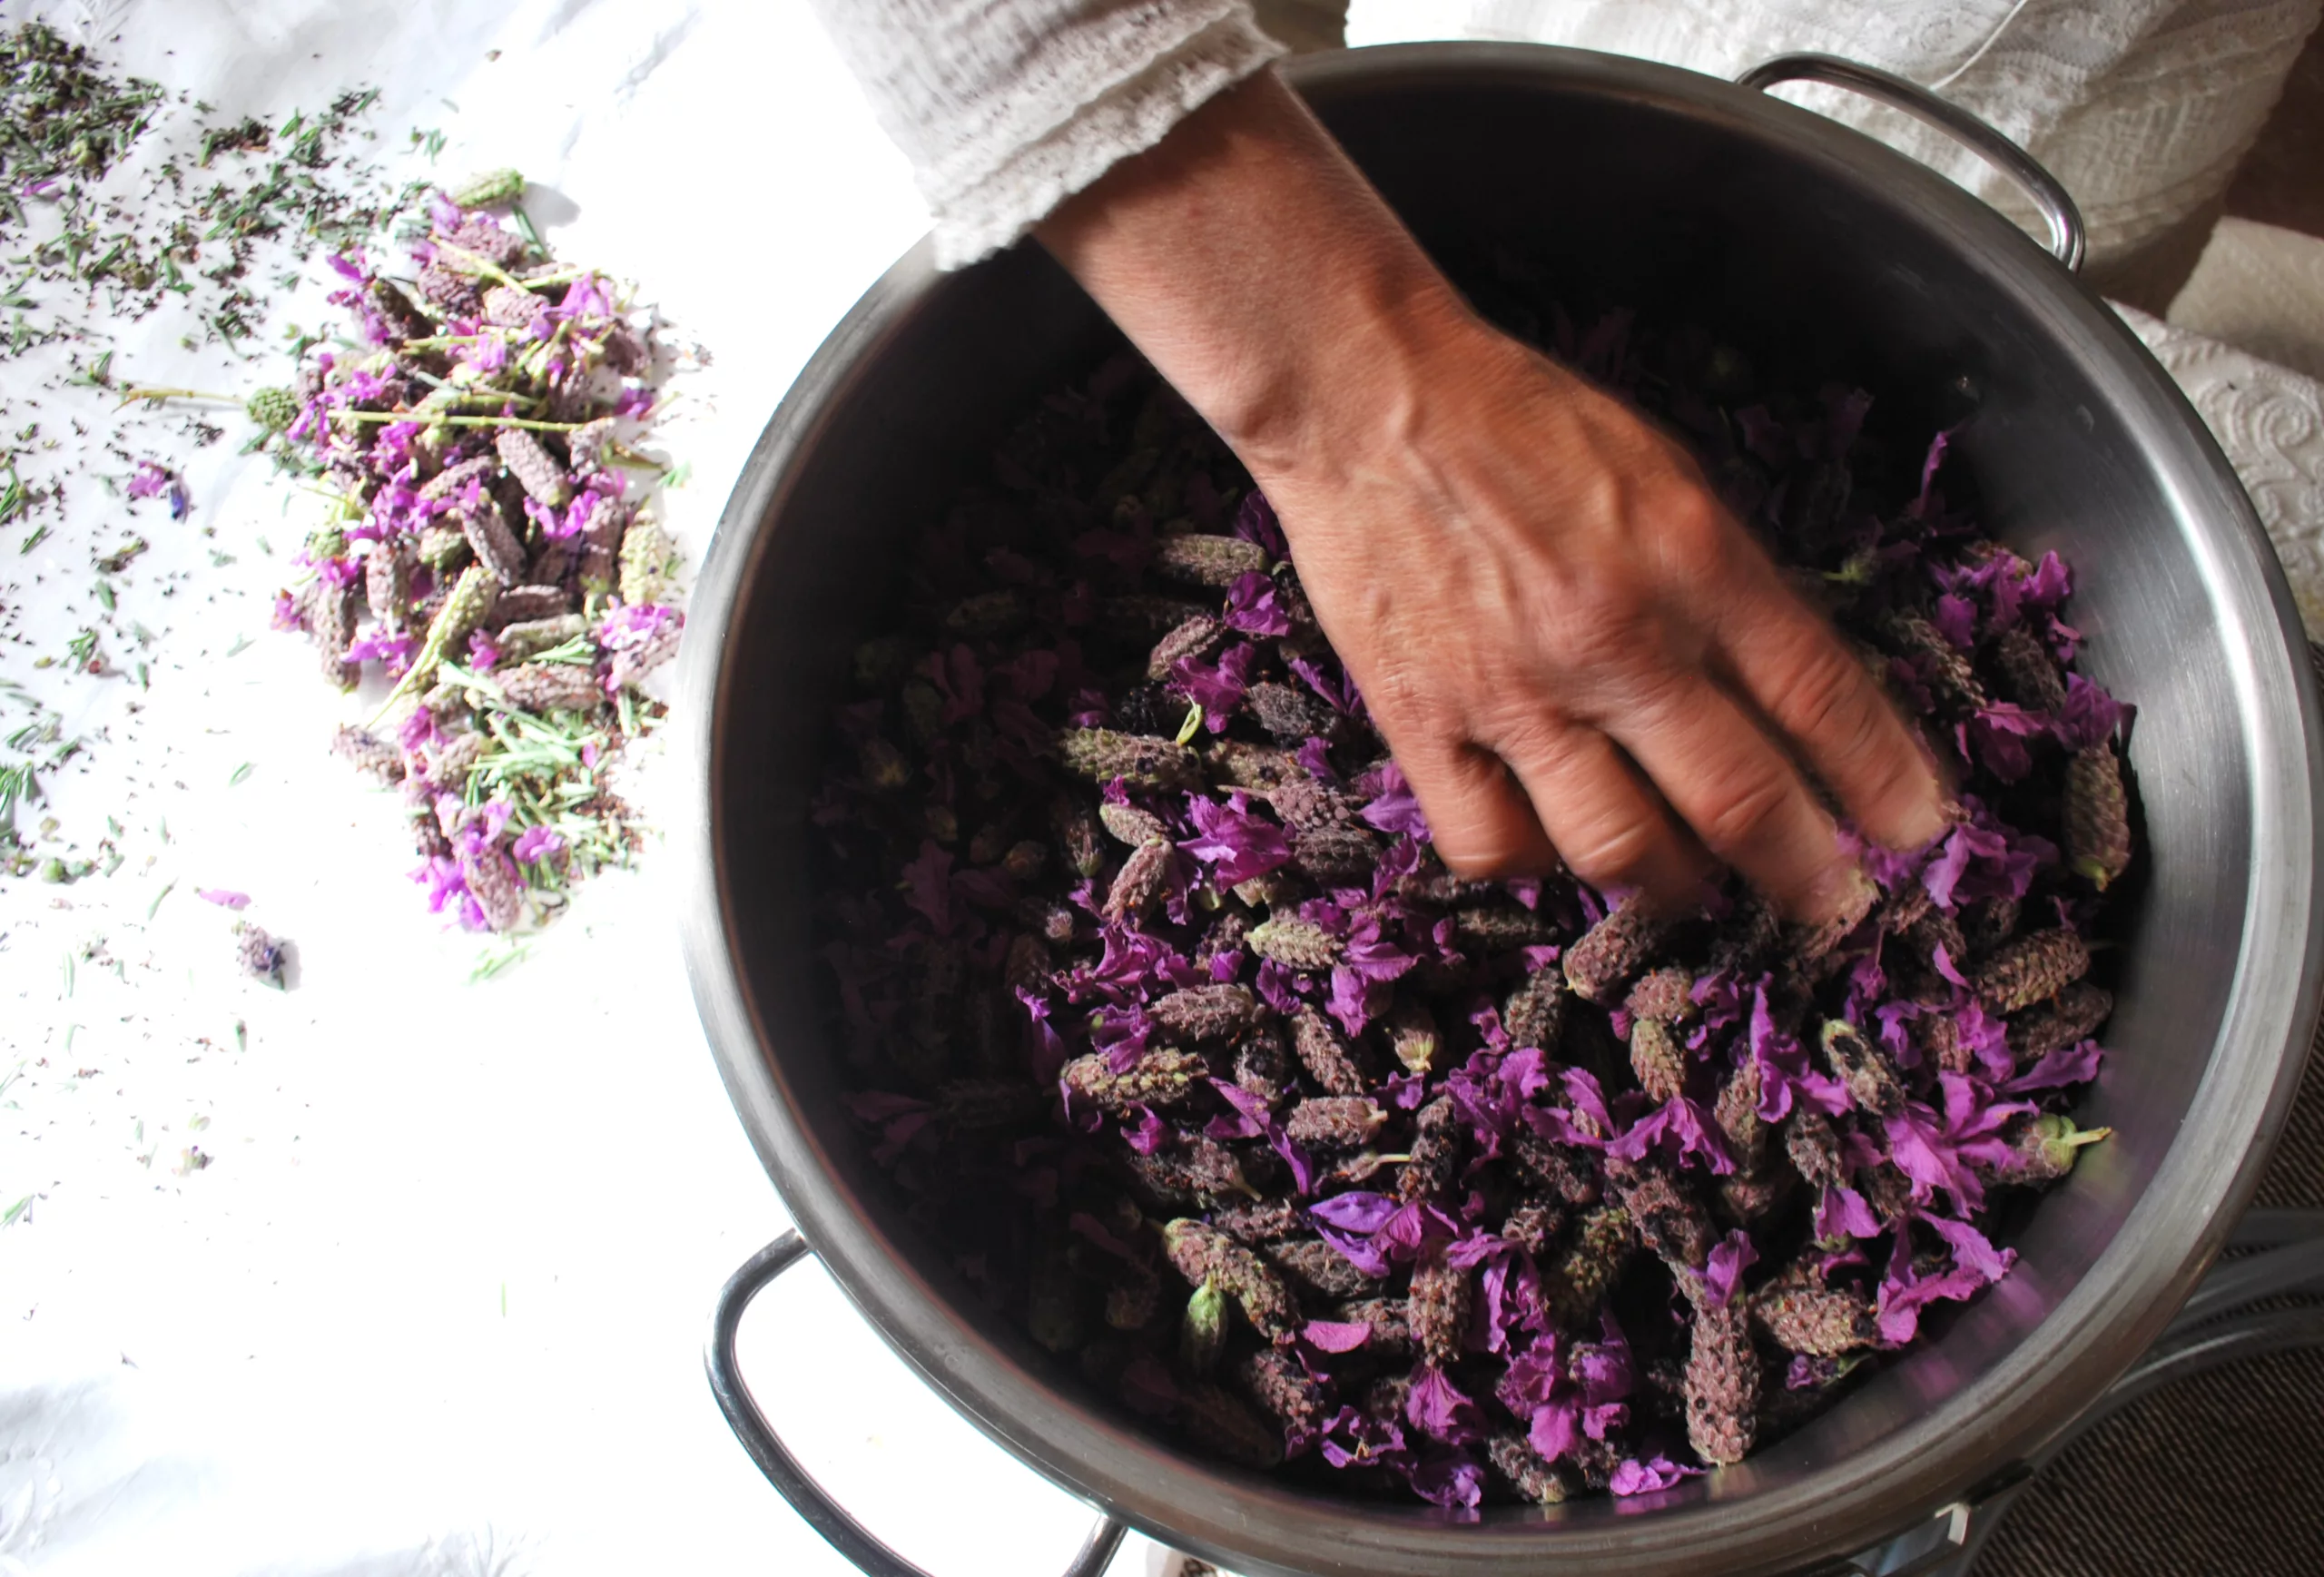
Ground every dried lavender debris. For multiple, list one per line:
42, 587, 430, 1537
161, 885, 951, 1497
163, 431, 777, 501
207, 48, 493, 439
232, 920, 288, 988
1, 23, 416, 879
820, 311, 2132, 1509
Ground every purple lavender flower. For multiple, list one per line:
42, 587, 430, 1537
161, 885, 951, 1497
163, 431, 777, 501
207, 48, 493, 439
1223, 571, 1293, 637
127, 460, 172, 501
512, 825, 566, 864
1356, 760, 1430, 840
347, 630, 416, 673
1179, 792, 1291, 886
1610, 1455, 1702, 1497
598, 601, 680, 648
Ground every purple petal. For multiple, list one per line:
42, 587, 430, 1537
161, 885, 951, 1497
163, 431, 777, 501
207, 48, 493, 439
2002, 1039, 2104, 1093
1310, 1191, 1400, 1236
1357, 760, 1432, 840
1527, 1398, 1580, 1463
1815, 1184, 1881, 1242
1223, 571, 1293, 636
1181, 793, 1292, 885
1232, 489, 1289, 558
1924, 1212, 2015, 1284
1699, 1228, 1758, 1309
1123, 1105, 1171, 1153
1610, 1454, 1701, 1496
1406, 1365, 1487, 1444
1406, 1449, 1485, 1511
1303, 1319, 1374, 1354
1933, 593, 1979, 651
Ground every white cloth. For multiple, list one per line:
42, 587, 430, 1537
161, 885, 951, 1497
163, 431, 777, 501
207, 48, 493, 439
2, 5, 1166, 1577
2172, 217, 2324, 382
1355, 0, 2323, 271
804, 0, 1285, 267
812, 0, 2322, 272
2120, 301, 2324, 639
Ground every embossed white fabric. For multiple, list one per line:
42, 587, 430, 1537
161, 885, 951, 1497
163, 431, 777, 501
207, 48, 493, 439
806, 0, 1285, 267
1354, 0, 2324, 271
2118, 301, 2324, 637
2171, 217, 2324, 382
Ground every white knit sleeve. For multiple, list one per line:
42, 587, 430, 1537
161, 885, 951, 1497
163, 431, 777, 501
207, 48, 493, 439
806, 0, 1288, 268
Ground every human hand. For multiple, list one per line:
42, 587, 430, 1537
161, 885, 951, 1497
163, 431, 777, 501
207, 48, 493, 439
1246, 307, 1949, 917
1041, 71, 1947, 919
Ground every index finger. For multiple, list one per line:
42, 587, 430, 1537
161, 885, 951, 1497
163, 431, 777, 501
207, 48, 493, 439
1712, 560, 1950, 852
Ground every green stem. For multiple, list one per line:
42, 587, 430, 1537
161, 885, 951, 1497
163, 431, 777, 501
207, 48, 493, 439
433, 241, 526, 292
119, 385, 241, 408
329, 409, 586, 433
403, 370, 541, 410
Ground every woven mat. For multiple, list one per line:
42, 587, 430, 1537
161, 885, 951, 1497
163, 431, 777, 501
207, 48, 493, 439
1977, 1022, 2324, 1575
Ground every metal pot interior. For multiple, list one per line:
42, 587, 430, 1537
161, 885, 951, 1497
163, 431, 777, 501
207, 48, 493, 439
689, 44, 2319, 1576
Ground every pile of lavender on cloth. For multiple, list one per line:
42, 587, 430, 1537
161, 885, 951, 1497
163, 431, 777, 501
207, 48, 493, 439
265, 171, 682, 934
813, 317, 2133, 1508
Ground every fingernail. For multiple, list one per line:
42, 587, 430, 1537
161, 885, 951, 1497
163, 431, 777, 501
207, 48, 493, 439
1803, 859, 1878, 929
1898, 787, 1954, 850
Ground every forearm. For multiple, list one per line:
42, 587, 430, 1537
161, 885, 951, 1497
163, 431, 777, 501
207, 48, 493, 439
1038, 69, 1945, 909
1037, 68, 1482, 477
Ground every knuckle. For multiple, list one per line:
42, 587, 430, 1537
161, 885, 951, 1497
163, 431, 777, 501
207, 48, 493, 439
1553, 808, 1663, 889
1438, 838, 1539, 881
1613, 464, 1722, 567
1481, 710, 1573, 778
1653, 485, 1727, 562
1608, 659, 1695, 727
1362, 652, 1435, 729
1782, 641, 1882, 753
1558, 596, 1649, 674
1413, 750, 1551, 881
1699, 766, 1800, 857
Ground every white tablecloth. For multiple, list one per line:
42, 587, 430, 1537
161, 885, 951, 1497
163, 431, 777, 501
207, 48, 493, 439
1, 4, 1160, 1574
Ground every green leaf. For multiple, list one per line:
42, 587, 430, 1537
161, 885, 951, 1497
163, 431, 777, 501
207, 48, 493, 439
228, 762, 253, 786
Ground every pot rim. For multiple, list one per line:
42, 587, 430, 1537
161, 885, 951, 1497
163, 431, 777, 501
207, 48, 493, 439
678, 42, 2324, 1577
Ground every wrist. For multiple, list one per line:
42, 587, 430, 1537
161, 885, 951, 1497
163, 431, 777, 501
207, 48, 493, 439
1212, 265, 1487, 483
1038, 70, 1488, 487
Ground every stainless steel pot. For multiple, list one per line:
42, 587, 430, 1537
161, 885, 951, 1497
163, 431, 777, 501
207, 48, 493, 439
678, 44, 2324, 1577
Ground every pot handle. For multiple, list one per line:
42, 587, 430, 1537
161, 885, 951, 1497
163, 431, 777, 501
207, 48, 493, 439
1736, 53, 2086, 273
707, 1231, 1131, 1577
